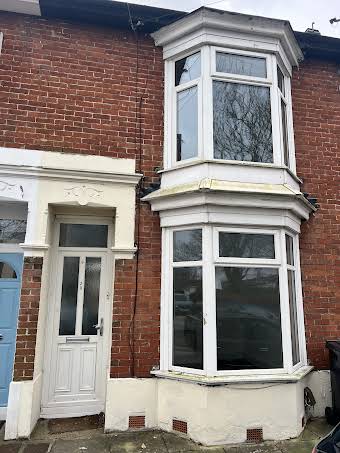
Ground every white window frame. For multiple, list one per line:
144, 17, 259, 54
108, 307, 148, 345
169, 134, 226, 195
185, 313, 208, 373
166, 45, 296, 171
171, 49, 203, 167
163, 225, 307, 377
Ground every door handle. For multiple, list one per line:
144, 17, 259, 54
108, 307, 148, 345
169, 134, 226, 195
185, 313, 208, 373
93, 318, 104, 336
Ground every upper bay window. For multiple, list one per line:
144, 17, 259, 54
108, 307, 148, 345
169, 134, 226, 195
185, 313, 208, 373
171, 47, 294, 169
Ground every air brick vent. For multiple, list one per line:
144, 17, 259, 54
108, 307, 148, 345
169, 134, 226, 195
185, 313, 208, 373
246, 428, 263, 443
129, 415, 145, 429
173, 419, 187, 434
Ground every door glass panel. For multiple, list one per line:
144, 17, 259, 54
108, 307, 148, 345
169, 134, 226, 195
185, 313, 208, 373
219, 233, 275, 259
59, 224, 108, 248
173, 267, 203, 369
216, 267, 282, 370
0, 219, 26, 244
82, 257, 101, 335
59, 257, 80, 335
0, 262, 17, 279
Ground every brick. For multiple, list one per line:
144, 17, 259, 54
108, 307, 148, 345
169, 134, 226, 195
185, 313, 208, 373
292, 58, 340, 370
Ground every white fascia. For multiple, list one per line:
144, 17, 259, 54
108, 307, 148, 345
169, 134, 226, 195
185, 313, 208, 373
0, 147, 141, 185
0, 0, 41, 16
152, 8, 303, 71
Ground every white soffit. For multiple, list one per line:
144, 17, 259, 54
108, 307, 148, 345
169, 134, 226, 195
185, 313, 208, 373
0, 0, 41, 16
152, 8, 303, 67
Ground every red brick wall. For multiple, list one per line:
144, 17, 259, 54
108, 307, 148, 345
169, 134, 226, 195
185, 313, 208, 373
292, 58, 340, 369
14, 257, 43, 381
0, 12, 163, 378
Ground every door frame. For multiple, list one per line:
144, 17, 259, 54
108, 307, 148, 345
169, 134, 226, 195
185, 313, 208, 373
41, 215, 114, 418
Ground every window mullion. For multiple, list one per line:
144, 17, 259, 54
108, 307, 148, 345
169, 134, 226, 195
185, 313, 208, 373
203, 225, 217, 376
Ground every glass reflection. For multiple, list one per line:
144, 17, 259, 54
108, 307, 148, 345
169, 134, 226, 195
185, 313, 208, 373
216, 267, 282, 370
59, 257, 80, 336
174, 229, 202, 262
175, 52, 201, 86
219, 233, 275, 259
213, 81, 273, 162
216, 52, 267, 78
82, 257, 101, 335
0, 219, 26, 244
173, 267, 203, 369
177, 87, 198, 161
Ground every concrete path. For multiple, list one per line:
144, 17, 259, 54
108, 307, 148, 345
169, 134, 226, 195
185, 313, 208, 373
0, 419, 332, 453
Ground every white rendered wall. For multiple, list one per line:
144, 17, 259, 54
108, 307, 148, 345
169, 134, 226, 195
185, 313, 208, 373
104, 376, 309, 446
306, 371, 331, 418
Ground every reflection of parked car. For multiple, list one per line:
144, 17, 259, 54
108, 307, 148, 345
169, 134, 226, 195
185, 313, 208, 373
313, 422, 340, 452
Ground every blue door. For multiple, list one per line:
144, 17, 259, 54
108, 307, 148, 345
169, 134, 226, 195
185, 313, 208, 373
0, 254, 23, 407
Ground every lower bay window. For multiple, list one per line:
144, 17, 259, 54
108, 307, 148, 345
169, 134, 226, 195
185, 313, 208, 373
167, 226, 305, 376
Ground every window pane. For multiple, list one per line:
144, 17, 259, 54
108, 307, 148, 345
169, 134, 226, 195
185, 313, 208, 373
216, 52, 267, 78
82, 257, 101, 335
174, 230, 202, 262
216, 267, 282, 370
213, 81, 273, 162
219, 233, 275, 259
175, 52, 201, 86
288, 270, 300, 365
0, 219, 26, 244
173, 267, 203, 369
285, 235, 294, 266
59, 257, 79, 335
277, 66, 285, 95
281, 100, 289, 167
59, 224, 108, 248
0, 262, 17, 279
177, 87, 198, 161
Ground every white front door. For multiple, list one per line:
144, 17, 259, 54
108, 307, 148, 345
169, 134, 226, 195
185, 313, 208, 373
42, 221, 111, 418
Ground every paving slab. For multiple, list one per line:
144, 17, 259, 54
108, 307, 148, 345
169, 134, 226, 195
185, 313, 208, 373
51, 437, 110, 453
108, 431, 166, 453
22, 443, 51, 453
279, 440, 316, 453
161, 431, 202, 452
0, 444, 21, 453
224, 443, 284, 452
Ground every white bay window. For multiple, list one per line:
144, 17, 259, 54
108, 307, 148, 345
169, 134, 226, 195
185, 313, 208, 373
167, 226, 305, 376
170, 46, 295, 170
147, 8, 313, 382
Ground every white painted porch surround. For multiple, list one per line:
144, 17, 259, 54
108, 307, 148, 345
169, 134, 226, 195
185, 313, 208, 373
0, 147, 140, 439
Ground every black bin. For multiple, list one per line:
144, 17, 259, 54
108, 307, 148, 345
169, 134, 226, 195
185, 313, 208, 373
325, 341, 340, 424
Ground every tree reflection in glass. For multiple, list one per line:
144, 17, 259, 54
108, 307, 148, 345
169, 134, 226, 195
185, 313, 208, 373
213, 81, 273, 162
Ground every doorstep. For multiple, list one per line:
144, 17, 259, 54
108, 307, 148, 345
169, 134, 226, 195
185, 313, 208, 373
0, 419, 332, 453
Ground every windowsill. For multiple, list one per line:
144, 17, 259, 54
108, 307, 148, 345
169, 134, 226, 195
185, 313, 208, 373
151, 365, 313, 386
158, 159, 302, 185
